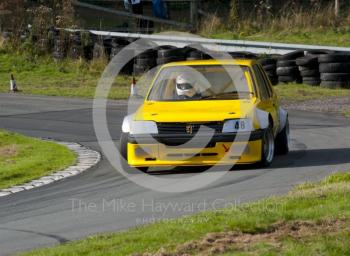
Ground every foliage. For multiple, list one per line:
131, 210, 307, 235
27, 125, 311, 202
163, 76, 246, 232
0, 0, 76, 54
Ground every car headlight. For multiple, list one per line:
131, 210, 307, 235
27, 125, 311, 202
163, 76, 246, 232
129, 121, 158, 135
222, 119, 254, 133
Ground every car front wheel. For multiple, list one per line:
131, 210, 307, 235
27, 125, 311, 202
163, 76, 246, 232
275, 119, 290, 155
119, 132, 149, 173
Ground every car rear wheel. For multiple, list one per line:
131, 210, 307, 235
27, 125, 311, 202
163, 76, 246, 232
259, 127, 275, 167
119, 132, 149, 173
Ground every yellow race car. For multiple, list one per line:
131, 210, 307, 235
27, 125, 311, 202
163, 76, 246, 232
120, 59, 289, 171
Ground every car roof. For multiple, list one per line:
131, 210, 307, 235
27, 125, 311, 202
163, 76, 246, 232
162, 59, 257, 67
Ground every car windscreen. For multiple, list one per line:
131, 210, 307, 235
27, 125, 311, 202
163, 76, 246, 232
147, 65, 253, 101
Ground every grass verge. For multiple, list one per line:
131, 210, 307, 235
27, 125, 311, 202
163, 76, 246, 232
274, 83, 350, 102
1, 52, 350, 104
0, 52, 130, 99
209, 30, 350, 47
0, 129, 76, 189
22, 171, 350, 256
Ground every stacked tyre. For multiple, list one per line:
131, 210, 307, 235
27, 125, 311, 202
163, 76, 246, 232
156, 46, 185, 65
229, 51, 258, 60
319, 54, 350, 89
109, 40, 134, 75
277, 50, 304, 84
259, 57, 278, 85
186, 49, 210, 60
53, 38, 67, 60
93, 41, 105, 60
296, 55, 320, 86
134, 49, 157, 75
68, 32, 83, 60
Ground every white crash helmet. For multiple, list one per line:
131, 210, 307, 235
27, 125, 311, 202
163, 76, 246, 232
175, 74, 197, 98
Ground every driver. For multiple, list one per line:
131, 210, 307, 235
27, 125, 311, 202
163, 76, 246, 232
175, 74, 201, 99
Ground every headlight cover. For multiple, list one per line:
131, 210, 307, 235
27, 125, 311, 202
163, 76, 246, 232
129, 121, 158, 135
222, 119, 254, 133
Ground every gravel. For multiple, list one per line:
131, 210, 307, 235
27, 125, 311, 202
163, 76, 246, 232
281, 96, 350, 115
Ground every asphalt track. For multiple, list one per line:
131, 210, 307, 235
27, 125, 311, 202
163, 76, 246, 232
0, 93, 350, 255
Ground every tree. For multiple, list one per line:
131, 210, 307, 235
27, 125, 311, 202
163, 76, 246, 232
0, 0, 26, 45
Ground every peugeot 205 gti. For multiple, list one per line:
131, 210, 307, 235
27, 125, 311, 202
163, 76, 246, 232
120, 59, 289, 171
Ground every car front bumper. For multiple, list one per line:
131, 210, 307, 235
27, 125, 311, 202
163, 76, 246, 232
127, 130, 264, 167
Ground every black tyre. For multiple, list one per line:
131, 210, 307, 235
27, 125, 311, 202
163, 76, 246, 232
319, 63, 350, 73
277, 60, 296, 67
300, 69, 319, 77
182, 44, 205, 55
302, 77, 321, 86
278, 50, 304, 60
135, 57, 156, 67
276, 66, 299, 76
275, 118, 290, 155
320, 73, 350, 81
110, 46, 123, 59
259, 58, 277, 66
119, 132, 128, 161
68, 46, 83, 59
53, 51, 65, 60
229, 51, 258, 59
278, 76, 297, 83
133, 65, 148, 75
258, 128, 275, 167
265, 72, 277, 78
296, 56, 318, 66
93, 43, 106, 59
298, 65, 318, 71
135, 49, 157, 59
305, 49, 335, 56
262, 64, 277, 72
157, 56, 184, 65
270, 78, 279, 86
119, 133, 149, 173
318, 54, 350, 63
187, 50, 206, 59
157, 48, 183, 58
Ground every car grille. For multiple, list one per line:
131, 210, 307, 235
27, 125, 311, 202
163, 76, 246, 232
156, 122, 223, 135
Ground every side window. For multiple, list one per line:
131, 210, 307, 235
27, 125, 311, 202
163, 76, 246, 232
253, 65, 269, 100
258, 65, 273, 98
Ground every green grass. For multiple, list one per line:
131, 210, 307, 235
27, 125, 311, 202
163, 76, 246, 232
209, 29, 350, 47
0, 129, 76, 189
274, 83, 350, 102
1, 51, 350, 103
0, 51, 130, 99
22, 171, 350, 256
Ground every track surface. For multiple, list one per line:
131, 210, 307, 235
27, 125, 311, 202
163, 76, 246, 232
0, 93, 350, 255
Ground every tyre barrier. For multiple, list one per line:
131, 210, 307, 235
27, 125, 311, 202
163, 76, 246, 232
318, 54, 350, 89
134, 49, 158, 75
156, 47, 185, 65
277, 55, 302, 84
48, 31, 350, 89
296, 55, 320, 86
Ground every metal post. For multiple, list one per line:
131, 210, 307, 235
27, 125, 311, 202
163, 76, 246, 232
190, 0, 198, 28
335, 0, 340, 17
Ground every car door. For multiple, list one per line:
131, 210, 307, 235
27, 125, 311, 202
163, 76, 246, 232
252, 64, 279, 135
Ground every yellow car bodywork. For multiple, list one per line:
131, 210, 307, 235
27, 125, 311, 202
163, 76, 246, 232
125, 59, 282, 168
